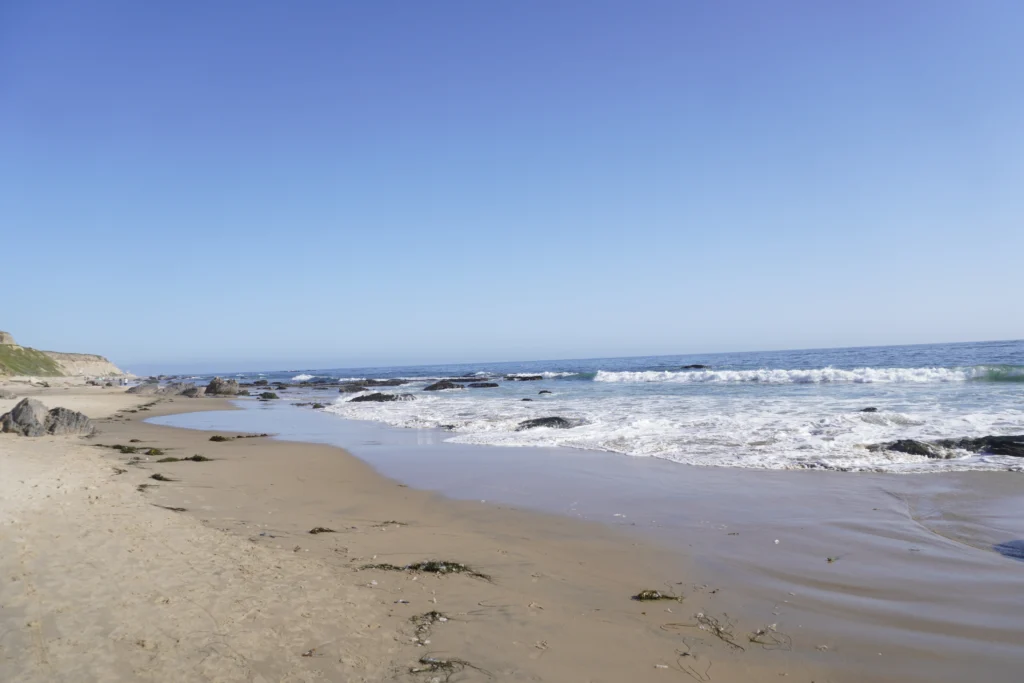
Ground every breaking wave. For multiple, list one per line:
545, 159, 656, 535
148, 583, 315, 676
592, 366, 1023, 384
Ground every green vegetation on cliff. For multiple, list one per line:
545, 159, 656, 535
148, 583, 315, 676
0, 345, 64, 376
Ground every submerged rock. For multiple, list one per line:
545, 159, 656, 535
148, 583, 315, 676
681, 364, 710, 370
339, 383, 368, 393
253, 379, 269, 386
934, 435, 1024, 458
516, 416, 572, 431
538, 390, 552, 395
885, 439, 940, 458
505, 375, 543, 381
860, 407, 878, 413
0, 398, 94, 436
206, 377, 240, 395
423, 380, 465, 391
875, 435, 1024, 459
349, 392, 414, 403
468, 382, 499, 388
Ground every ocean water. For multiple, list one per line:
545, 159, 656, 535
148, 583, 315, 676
191, 340, 1024, 473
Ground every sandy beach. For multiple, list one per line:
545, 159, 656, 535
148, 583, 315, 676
3, 381, 1023, 682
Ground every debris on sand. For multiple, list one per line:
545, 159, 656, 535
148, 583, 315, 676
309, 527, 336, 534
153, 504, 187, 513
632, 589, 682, 602
410, 655, 489, 680
361, 560, 491, 581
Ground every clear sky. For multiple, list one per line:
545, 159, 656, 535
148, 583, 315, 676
2, 1, 1022, 373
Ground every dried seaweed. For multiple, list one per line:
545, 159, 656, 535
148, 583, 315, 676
360, 560, 491, 581
153, 504, 187, 513
632, 589, 682, 602
748, 624, 792, 651
410, 655, 490, 681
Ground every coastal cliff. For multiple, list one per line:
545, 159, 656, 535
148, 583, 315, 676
0, 331, 124, 377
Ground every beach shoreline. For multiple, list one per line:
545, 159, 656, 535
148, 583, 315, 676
2, 381, 1023, 681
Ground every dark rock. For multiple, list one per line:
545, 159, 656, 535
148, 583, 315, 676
424, 381, 465, 391
934, 435, 1024, 458
362, 379, 409, 387
253, 379, 269, 386
505, 375, 543, 381
0, 398, 49, 436
886, 439, 939, 458
0, 398, 94, 436
258, 392, 280, 400
339, 383, 368, 393
349, 392, 415, 403
874, 435, 1024, 459
538, 390, 552, 395
468, 382, 499, 388
681, 364, 710, 370
206, 377, 240, 396
44, 407, 95, 435
182, 386, 205, 398
521, 398, 533, 401
860, 407, 878, 413
516, 417, 572, 431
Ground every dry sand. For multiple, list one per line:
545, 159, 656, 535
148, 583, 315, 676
2, 381, 1019, 682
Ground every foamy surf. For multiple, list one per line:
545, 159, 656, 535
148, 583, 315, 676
595, 366, 975, 383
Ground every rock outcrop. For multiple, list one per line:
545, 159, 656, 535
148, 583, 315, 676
44, 407, 96, 435
424, 381, 464, 391
516, 417, 572, 431
0, 331, 15, 345
128, 382, 199, 396
339, 384, 368, 393
874, 435, 1024, 459
1, 398, 94, 436
934, 435, 1024, 458
362, 379, 409, 387
206, 377, 240, 395
468, 382, 499, 388
349, 393, 414, 403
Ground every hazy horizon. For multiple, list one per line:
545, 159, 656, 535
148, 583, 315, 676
116, 336, 1022, 377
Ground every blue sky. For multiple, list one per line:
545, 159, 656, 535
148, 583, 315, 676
2, 1, 1022, 373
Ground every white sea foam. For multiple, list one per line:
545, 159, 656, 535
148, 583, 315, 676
506, 371, 579, 379
322, 383, 1024, 473
292, 373, 315, 381
594, 367, 971, 384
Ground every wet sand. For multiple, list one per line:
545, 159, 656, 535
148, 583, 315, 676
3, 383, 1023, 681
155, 400, 1024, 683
